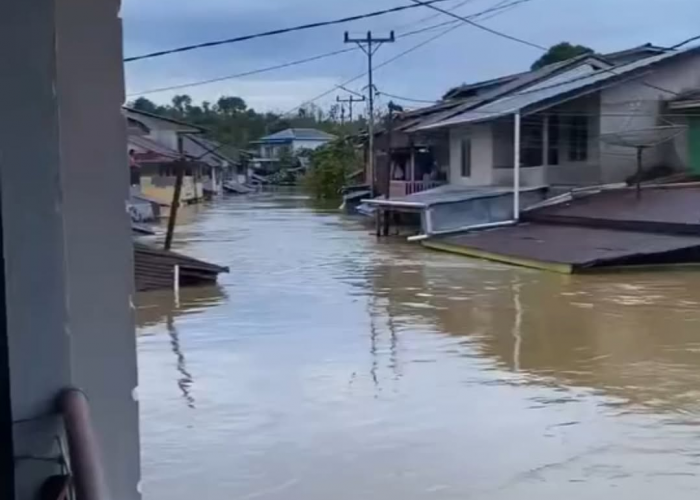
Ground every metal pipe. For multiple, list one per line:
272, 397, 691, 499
407, 220, 517, 241
513, 112, 521, 221
58, 389, 109, 500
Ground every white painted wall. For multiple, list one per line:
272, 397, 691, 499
545, 95, 603, 185
599, 51, 700, 182
448, 123, 493, 186
292, 139, 330, 152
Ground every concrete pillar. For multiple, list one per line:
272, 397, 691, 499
0, 0, 141, 499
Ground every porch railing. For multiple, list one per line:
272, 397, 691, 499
389, 180, 445, 199
58, 389, 109, 500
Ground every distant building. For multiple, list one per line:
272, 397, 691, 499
250, 128, 336, 173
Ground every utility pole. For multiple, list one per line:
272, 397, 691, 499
336, 94, 366, 123
165, 135, 186, 251
344, 31, 395, 195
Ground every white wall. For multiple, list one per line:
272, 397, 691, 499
449, 123, 494, 186
545, 95, 603, 185
599, 51, 700, 182
292, 139, 329, 152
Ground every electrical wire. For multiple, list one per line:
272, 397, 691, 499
670, 35, 700, 50
409, 0, 547, 50
128, 0, 531, 97
378, 91, 438, 103
127, 48, 356, 97
411, 0, 686, 97
281, 0, 532, 116
123, 0, 455, 63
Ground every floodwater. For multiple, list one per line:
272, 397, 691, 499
137, 194, 700, 500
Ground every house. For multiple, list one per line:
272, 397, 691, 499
250, 128, 336, 173
369, 43, 700, 237
126, 108, 207, 204
181, 135, 241, 195
667, 89, 700, 174
416, 46, 700, 190
375, 43, 690, 200
126, 108, 239, 202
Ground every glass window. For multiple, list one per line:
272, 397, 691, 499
460, 139, 471, 177
568, 115, 588, 162
548, 115, 560, 166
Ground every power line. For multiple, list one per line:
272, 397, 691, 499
378, 91, 438, 103
127, 48, 356, 97
411, 0, 684, 96
123, 0, 454, 63
670, 35, 700, 50
282, 0, 530, 116
128, 0, 529, 97
409, 0, 547, 50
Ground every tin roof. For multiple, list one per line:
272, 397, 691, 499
434, 223, 700, 269
419, 46, 700, 130
253, 128, 336, 144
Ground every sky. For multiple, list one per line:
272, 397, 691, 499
121, 0, 700, 113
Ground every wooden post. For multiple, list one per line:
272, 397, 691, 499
375, 208, 382, 237
382, 209, 390, 236
165, 135, 186, 251
164, 161, 184, 251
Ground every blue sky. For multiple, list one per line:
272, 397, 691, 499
122, 0, 699, 112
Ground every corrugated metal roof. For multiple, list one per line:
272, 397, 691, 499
255, 128, 336, 143
128, 135, 179, 160
404, 55, 612, 133
419, 47, 700, 130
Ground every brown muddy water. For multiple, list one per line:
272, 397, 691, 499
136, 193, 700, 500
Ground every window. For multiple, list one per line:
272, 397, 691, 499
460, 139, 471, 177
548, 115, 560, 165
568, 115, 588, 162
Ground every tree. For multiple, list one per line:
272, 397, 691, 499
304, 139, 360, 200
171, 94, 192, 115
216, 96, 247, 116
130, 97, 159, 113
531, 42, 594, 70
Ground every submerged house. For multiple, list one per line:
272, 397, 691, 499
370, 44, 700, 235
126, 108, 207, 204
249, 128, 336, 173
126, 108, 238, 202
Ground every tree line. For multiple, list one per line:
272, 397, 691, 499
127, 95, 368, 149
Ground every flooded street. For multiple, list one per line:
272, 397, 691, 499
137, 194, 700, 500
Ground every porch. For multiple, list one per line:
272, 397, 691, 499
386, 144, 448, 198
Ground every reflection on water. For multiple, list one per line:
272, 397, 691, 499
137, 194, 700, 500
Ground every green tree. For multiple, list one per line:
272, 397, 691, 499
304, 139, 360, 200
531, 42, 594, 70
216, 96, 247, 116
171, 94, 192, 114
131, 97, 159, 113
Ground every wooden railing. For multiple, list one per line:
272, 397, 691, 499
389, 180, 445, 199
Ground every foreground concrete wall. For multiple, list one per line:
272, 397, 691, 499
0, 0, 141, 499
